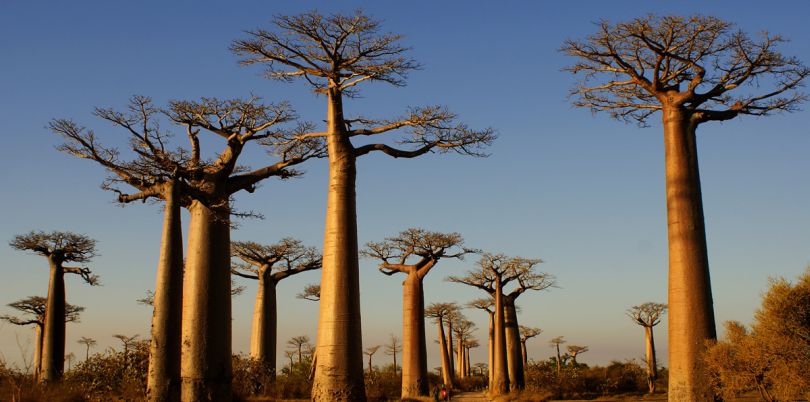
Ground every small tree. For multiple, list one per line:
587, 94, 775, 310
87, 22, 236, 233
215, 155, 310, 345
77, 336, 97, 361
385, 334, 402, 375
549, 337, 566, 375
518, 326, 542, 367
628, 302, 667, 393
566, 345, 588, 365
296, 284, 321, 302
287, 335, 312, 366
114, 334, 140, 371
364, 345, 381, 374
563, 15, 809, 400
9, 231, 98, 383
467, 298, 495, 387
424, 303, 458, 388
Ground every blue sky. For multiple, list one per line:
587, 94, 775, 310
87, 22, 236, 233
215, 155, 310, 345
1, 1, 808, 371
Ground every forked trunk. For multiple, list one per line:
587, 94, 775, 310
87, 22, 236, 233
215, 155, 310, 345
401, 273, 428, 398
504, 297, 524, 390
147, 183, 183, 402
181, 200, 233, 402
250, 276, 277, 380
645, 326, 658, 394
662, 107, 716, 402
491, 278, 509, 395
437, 318, 453, 387
312, 88, 366, 401
40, 260, 65, 383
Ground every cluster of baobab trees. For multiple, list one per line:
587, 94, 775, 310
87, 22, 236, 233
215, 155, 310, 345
4, 8, 808, 402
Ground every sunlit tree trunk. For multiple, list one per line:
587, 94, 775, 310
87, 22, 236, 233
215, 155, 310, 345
181, 200, 232, 402
645, 326, 658, 393
437, 318, 453, 388
40, 259, 65, 383
456, 336, 465, 379
488, 313, 494, 391
663, 107, 716, 402
491, 277, 509, 395
446, 319, 456, 381
34, 325, 43, 381
312, 87, 365, 401
148, 183, 183, 402
401, 273, 428, 398
250, 276, 277, 379
504, 297, 524, 390
520, 340, 527, 368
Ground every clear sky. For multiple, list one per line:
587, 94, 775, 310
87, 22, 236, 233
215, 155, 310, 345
1, 1, 808, 371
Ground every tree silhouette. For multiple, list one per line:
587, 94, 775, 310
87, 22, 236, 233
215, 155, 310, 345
233, 11, 495, 400
363, 345, 381, 374
384, 334, 402, 375
232, 238, 321, 378
286, 335, 312, 367
77, 336, 96, 362
53, 95, 324, 401
362, 228, 472, 397
549, 336, 566, 375
518, 326, 542, 367
566, 345, 588, 365
9, 231, 98, 383
563, 15, 809, 400
628, 302, 667, 393
114, 334, 140, 371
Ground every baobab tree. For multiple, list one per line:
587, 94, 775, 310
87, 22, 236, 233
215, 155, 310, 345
9, 231, 98, 383
424, 302, 457, 388
363, 345, 381, 374
362, 228, 472, 398
518, 326, 542, 367
549, 336, 566, 375
451, 318, 476, 380
385, 334, 402, 375
448, 253, 529, 396
231, 238, 321, 377
563, 15, 809, 400
233, 12, 495, 400
77, 336, 97, 361
287, 335, 312, 366
1, 297, 83, 380
566, 345, 588, 365
468, 298, 496, 388
114, 334, 140, 371
464, 339, 480, 377
628, 302, 667, 393
296, 284, 321, 301
53, 96, 324, 401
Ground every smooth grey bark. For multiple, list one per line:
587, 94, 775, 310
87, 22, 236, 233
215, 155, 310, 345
147, 182, 183, 402
663, 107, 715, 402
41, 259, 66, 383
181, 200, 232, 402
503, 296, 524, 390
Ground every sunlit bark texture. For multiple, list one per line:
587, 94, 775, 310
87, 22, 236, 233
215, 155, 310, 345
425, 302, 459, 388
233, 11, 495, 401
563, 15, 809, 401
231, 238, 322, 378
1, 296, 83, 381
363, 228, 472, 398
628, 302, 667, 394
52, 96, 323, 401
9, 231, 99, 383
518, 326, 542, 369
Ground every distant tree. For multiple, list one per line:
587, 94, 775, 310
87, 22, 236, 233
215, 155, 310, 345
549, 337, 566, 375
1, 296, 83, 380
467, 298, 495, 387
65, 353, 75, 371
287, 335, 312, 366
296, 284, 321, 302
364, 345, 381, 374
77, 336, 97, 362
563, 15, 809, 400
284, 350, 296, 371
452, 318, 476, 379
628, 302, 667, 393
113, 334, 140, 371
232, 238, 321, 378
362, 228, 472, 397
233, 11, 496, 400
705, 269, 810, 401
425, 302, 458, 388
384, 334, 402, 375
518, 326, 542, 367
566, 345, 588, 365
9, 231, 98, 383
463, 338, 480, 377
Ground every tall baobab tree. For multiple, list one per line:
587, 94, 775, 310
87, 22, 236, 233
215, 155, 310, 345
628, 302, 667, 393
114, 334, 140, 371
53, 96, 324, 401
233, 12, 495, 400
563, 15, 809, 400
1, 297, 83, 380
448, 253, 528, 396
231, 238, 321, 376
549, 336, 566, 375
452, 318, 476, 380
464, 339, 479, 377
287, 335, 312, 366
362, 228, 472, 398
296, 284, 321, 302
77, 336, 97, 361
424, 302, 457, 388
385, 334, 402, 375
518, 326, 542, 367
9, 231, 98, 383
566, 345, 588, 365
364, 345, 381, 374
467, 298, 495, 388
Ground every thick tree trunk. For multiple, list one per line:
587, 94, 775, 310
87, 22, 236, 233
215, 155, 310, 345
447, 320, 455, 380
147, 184, 183, 402
437, 318, 453, 388
662, 107, 716, 402
401, 273, 428, 398
181, 200, 232, 402
520, 340, 526, 368
491, 278, 509, 395
645, 326, 658, 394
456, 336, 465, 379
312, 88, 366, 402
40, 260, 65, 383
488, 313, 494, 391
250, 276, 277, 379
504, 297, 524, 390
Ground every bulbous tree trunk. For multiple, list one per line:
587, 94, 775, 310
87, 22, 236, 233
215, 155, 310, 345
437, 318, 453, 388
148, 184, 183, 402
181, 200, 233, 402
504, 297, 524, 390
250, 276, 278, 379
491, 278, 509, 395
312, 88, 366, 401
40, 260, 65, 383
401, 273, 428, 398
663, 107, 716, 402
645, 325, 658, 393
